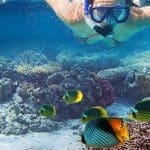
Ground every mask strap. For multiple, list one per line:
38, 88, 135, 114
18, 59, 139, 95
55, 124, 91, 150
125, 0, 139, 7
84, 0, 93, 15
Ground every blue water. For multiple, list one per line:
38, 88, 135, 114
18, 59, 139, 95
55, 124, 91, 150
0, 1, 149, 149
0, 0, 150, 57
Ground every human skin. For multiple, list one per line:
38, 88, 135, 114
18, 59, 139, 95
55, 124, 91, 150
45, 0, 150, 46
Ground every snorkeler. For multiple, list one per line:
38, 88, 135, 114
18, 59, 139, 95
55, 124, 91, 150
45, 0, 150, 46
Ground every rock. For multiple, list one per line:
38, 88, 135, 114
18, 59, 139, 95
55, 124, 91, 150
0, 78, 13, 101
15, 50, 48, 66
97, 53, 150, 100
47, 72, 64, 85
97, 67, 127, 84
57, 51, 121, 72
136, 74, 150, 97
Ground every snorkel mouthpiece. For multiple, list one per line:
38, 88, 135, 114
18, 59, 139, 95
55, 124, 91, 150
93, 25, 114, 37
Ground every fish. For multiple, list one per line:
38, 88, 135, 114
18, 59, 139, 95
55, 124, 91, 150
128, 97, 150, 121
63, 89, 83, 105
80, 106, 108, 123
39, 104, 56, 118
81, 117, 129, 148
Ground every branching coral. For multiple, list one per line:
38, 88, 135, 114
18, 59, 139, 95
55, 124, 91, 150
15, 62, 62, 75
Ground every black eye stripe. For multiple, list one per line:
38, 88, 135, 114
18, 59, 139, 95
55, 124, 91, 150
132, 111, 136, 118
120, 120, 124, 128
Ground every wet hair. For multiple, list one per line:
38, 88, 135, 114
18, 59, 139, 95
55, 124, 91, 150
89, 0, 93, 4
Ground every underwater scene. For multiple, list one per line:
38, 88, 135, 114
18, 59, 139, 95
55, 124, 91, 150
0, 0, 150, 150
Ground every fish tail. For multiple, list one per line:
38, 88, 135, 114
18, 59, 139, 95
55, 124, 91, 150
76, 90, 83, 102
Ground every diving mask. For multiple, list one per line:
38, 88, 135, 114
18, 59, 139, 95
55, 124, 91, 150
90, 5, 130, 24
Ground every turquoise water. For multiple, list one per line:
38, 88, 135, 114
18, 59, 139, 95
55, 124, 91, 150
0, 0, 149, 150
0, 0, 150, 56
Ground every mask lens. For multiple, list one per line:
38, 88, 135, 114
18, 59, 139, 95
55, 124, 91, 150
113, 6, 130, 23
91, 7, 107, 23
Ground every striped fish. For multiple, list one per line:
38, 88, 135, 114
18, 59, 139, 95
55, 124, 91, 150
132, 111, 150, 121
81, 106, 108, 123
135, 97, 150, 111
81, 118, 120, 148
129, 98, 150, 121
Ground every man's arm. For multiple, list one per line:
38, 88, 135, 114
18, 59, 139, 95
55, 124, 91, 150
131, 6, 150, 27
45, 0, 84, 24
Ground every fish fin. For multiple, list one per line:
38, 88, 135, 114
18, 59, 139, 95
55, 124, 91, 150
108, 117, 129, 143
76, 91, 83, 102
115, 124, 129, 144
63, 95, 65, 100
52, 106, 57, 117
108, 117, 124, 131
94, 106, 108, 117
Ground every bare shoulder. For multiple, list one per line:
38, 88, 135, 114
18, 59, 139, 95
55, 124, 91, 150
63, 0, 84, 24
130, 6, 150, 20
45, 0, 84, 24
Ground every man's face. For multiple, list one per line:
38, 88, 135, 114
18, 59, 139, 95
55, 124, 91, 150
87, 0, 130, 37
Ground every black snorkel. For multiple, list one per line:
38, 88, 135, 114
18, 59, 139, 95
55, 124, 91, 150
93, 25, 113, 37
84, 0, 113, 37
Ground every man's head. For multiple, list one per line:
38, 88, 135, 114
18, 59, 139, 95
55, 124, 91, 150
84, 0, 131, 37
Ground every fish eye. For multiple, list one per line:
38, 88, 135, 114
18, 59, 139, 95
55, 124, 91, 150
132, 111, 136, 118
82, 116, 86, 121
65, 95, 69, 100
40, 109, 44, 114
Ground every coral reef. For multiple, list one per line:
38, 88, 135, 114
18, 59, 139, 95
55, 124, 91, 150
97, 51, 150, 100
57, 51, 121, 72
85, 122, 150, 150
16, 69, 115, 120
15, 62, 62, 75
0, 57, 15, 78
0, 93, 61, 135
15, 50, 48, 66
0, 50, 149, 137
14, 50, 62, 76
97, 67, 128, 84
0, 50, 115, 135
97, 67, 139, 100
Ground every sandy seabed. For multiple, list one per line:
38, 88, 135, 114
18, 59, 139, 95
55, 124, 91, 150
0, 129, 85, 150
